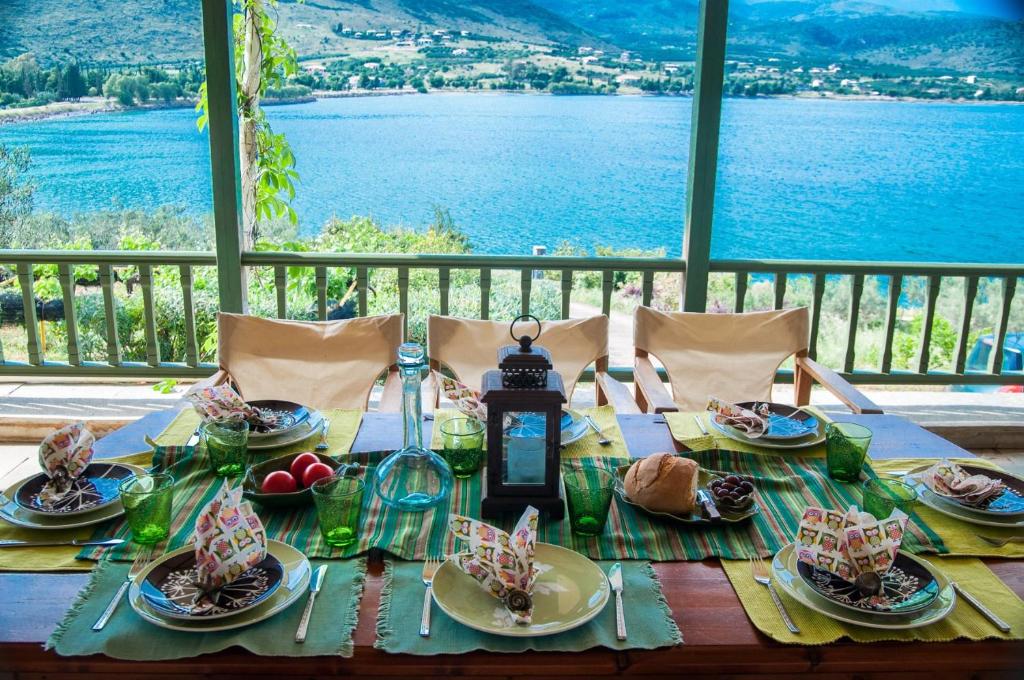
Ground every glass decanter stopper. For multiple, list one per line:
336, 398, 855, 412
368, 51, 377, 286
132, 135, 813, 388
373, 342, 453, 511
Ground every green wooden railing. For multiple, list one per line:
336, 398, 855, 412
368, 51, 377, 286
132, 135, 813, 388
1, 250, 1020, 386
713, 259, 1023, 385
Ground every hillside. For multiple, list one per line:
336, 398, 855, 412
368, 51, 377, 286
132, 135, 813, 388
0, 0, 601, 66
2, 0, 1021, 75
534, 0, 1024, 73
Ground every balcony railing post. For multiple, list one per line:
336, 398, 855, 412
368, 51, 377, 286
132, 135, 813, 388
682, 0, 728, 312
201, 0, 247, 314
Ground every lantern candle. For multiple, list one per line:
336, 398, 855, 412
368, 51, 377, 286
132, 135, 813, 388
480, 315, 567, 519
505, 415, 548, 485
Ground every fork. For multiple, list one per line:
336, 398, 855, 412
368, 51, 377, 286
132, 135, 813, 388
419, 556, 442, 637
978, 535, 1024, 547
315, 418, 331, 451
92, 547, 156, 631
750, 555, 800, 634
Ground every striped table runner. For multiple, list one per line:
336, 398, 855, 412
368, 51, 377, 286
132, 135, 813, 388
81, 448, 945, 562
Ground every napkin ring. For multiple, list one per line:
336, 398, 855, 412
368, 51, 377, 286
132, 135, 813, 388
503, 588, 532, 614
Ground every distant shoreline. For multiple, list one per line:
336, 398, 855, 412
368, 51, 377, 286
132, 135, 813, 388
2, 88, 1020, 126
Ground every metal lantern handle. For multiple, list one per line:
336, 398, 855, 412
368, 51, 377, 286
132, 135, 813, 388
510, 314, 542, 351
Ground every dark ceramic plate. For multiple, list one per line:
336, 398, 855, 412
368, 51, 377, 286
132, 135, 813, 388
242, 451, 341, 509
929, 464, 1024, 517
797, 552, 940, 616
246, 400, 311, 438
14, 463, 135, 516
731, 402, 818, 441
140, 550, 284, 620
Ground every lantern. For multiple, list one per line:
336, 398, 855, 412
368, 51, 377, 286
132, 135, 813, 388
480, 315, 566, 520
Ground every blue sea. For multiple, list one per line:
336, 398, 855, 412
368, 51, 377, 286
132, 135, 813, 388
2, 94, 1022, 262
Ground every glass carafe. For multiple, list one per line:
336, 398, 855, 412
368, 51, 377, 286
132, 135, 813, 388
373, 343, 453, 511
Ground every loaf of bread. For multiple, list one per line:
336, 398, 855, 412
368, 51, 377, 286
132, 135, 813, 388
623, 453, 699, 515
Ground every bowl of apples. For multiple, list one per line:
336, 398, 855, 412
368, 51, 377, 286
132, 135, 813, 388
243, 451, 340, 509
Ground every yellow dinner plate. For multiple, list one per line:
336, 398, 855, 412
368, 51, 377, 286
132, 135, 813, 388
431, 542, 609, 637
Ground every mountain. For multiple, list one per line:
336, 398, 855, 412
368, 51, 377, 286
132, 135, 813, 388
533, 0, 1024, 73
2, 0, 1020, 75
0, 0, 603, 66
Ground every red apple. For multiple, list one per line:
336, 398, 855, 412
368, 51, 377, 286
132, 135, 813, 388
261, 470, 297, 494
289, 452, 321, 482
302, 462, 334, 489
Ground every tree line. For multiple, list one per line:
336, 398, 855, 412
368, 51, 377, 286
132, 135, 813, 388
0, 53, 206, 108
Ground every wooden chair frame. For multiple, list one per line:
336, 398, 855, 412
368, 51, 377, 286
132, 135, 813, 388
633, 348, 882, 415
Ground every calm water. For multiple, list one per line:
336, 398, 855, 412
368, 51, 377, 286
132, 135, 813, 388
2, 94, 1022, 262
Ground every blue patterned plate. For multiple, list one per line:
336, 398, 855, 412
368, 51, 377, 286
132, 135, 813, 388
246, 400, 312, 438
928, 464, 1024, 518
796, 552, 940, 615
140, 551, 284, 621
14, 463, 135, 517
505, 410, 588, 445
733, 402, 818, 441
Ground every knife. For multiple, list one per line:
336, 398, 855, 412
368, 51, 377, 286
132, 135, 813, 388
608, 562, 626, 641
696, 489, 722, 522
952, 581, 1011, 633
295, 565, 327, 643
0, 537, 125, 549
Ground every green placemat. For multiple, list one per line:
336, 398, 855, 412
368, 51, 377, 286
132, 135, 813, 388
375, 559, 681, 654
46, 558, 366, 659
869, 457, 1024, 558
666, 407, 830, 457
722, 556, 1024, 644
430, 406, 630, 460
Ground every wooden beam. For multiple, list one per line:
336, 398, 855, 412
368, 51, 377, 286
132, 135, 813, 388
201, 0, 247, 313
682, 0, 728, 312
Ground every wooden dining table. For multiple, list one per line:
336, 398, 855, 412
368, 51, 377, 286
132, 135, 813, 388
1, 409, 1021, 678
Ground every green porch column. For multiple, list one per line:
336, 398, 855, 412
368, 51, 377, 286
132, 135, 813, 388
201, 0, 247, 313
682, 0, 729, 312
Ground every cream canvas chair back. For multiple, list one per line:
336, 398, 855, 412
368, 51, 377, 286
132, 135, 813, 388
427, 315, 609, 400
216, 312, 403, 411
634, 306, 809, 412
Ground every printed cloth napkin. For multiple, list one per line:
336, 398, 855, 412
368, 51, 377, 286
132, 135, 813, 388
185, 384, 280, 430
706, 397, 768, 438
192, 481, 268, 612
914, 460, 1005, 507
37, 423, 96, 504
449, 506, 539, 624
796, 505, 907, 583
436, 373, 488, 421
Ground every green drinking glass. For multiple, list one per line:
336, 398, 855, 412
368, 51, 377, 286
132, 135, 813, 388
825, 422, 872, 483
311, 476, 365, 548
119, 473, 174, 545
202, 418, 250, 477
563, 467, 615, 537
862, 478, 917, 520
439, 417, 485, 478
